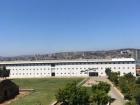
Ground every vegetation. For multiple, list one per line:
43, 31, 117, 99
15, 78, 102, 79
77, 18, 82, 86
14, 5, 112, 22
56, 81, 89, 105
56, 81, 111, 105
0, 80, 19, 103
136, 77, 140, 84
105, 68, 140, 105
0, 66, 10, 78
105, 68, 120, 85
91, 82, 111, 105
10, 78, 83, 105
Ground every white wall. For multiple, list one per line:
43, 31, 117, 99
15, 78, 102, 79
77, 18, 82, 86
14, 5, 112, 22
6, 61, 136, 78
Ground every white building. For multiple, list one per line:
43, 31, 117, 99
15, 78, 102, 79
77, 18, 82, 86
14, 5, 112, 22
0, 58, 136, 78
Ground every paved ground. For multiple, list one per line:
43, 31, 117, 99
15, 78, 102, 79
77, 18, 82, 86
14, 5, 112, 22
83, 77, 125, 105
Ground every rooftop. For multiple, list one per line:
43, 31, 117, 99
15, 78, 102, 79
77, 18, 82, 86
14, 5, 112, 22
0, 58, 135, 65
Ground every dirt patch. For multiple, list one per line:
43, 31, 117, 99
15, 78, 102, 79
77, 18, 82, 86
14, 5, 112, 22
0, 91, 30, 105
83, 78, 99, 87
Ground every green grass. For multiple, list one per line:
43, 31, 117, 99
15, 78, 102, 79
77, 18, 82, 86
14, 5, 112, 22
10, 78, 84, 105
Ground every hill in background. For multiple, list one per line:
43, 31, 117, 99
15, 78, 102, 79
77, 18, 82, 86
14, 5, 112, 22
0, 48, 140, 61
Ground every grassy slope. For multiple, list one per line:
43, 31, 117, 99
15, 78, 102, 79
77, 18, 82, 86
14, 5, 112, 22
10, 78, 84, 105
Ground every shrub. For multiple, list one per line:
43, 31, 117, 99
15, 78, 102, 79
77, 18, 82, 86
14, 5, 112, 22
0, 80, 19, 103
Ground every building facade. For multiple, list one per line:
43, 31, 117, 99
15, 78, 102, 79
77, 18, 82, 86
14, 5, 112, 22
0, 58, 136, 78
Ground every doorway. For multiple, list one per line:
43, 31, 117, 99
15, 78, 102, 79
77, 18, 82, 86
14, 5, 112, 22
51, 72, 55, 77
89, 72, 98, 77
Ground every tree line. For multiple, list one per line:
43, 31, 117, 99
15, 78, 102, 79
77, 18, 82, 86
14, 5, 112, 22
105, 68, 140, 105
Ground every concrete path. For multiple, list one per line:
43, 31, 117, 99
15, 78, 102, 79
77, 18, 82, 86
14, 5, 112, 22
83, 77, 125, 105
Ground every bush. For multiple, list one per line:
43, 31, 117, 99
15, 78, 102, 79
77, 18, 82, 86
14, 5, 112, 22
136, 77, 140, 84
92, 82, 110, 93
0, 80, 19, 103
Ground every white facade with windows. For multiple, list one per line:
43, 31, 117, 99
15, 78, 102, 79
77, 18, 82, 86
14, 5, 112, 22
0, 58, 136, 78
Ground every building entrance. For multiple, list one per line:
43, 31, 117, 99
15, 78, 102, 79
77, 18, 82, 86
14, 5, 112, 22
89, 72, 98, 76
51, 72, 55, 77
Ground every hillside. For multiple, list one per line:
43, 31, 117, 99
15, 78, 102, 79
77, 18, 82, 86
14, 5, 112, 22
0, 48, 140, 61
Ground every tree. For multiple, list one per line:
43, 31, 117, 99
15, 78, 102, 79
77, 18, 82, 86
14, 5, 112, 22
92, 82, 110, 93
136, 77, 140, 84
123, 73, 136, 83
91, 90, 111, 105
0, 66, 10, 78
133, 88, 140, 105
105, 68, 111, 76
97, 82, 111, 93
91, 82, 111, 105
55, 81, 89, 105
0, 80, 19, 103
108, 72, 119, 85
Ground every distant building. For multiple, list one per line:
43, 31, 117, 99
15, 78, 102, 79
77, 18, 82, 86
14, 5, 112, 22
131, 49, 140, 60
0, 58, 136, 78
121, 49, 140, 60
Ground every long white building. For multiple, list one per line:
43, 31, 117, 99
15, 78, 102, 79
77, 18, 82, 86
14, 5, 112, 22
0, 58, 136, 78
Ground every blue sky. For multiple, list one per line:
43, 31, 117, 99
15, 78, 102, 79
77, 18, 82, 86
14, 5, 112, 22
0, 0, 140, 56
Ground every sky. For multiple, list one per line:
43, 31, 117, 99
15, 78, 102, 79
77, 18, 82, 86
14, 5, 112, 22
0, 0, 140, 56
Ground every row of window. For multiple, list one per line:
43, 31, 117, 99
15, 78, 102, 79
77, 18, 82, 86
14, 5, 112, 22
6, 61, 135, 67
11, 72, 135, 76
11, 72, 85, 75
10, 67, 135, 71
